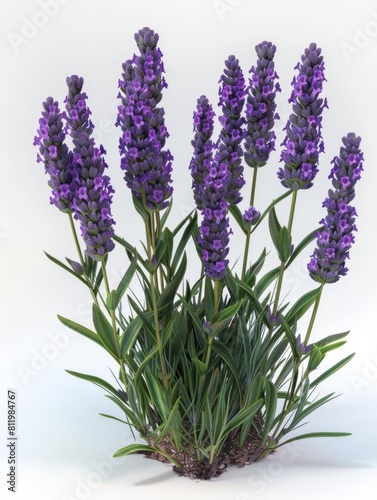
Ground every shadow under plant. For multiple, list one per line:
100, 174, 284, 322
33, 27, 364, 479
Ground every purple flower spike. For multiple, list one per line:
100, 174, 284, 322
65, 75, 115, 261
216, 55, 246, 205
116, 27, 173, 211
198, 162, 232, 280
34, 97, 76, 212
244, 41, 281, 169
189, 95, 216, 209
278, 43, 327, 190
308, 133, 363, 284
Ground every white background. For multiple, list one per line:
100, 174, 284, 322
1, 0, 377, 499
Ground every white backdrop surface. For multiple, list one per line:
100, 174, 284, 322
1, 1, 377, 499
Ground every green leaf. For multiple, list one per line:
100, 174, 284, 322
171, 211, 198, 274
92, 304, 118, 357
99, 413, 129, 425
65, 370, 120, 398
286, 227, 321, 268
223, 398, 264, 435
255, 266, 281, 298
212, 341, 242, 399
315, 331, 350, 348
153, 397, 181, 446
192, 357, 208, 375
260, 379, 278, 445
44, 252, 88, 286
159, 199, 173, 229
144, 369, 168, 420
289, 393, 338, 431
251, 189, 292, 234
111, 253, 138, 310
310, 353, 355, 388
57, 315, 102, 347
113, 443, 155, 458
229, 204, 247, 234
120, 316, 143, 358
307, 345, 325, 371
157, 253, 187, 311
275, 226, 291, 262
132, 194, 149, 221
286, 286, 322, 323
277, 431, 351, 448
268, 206, 282, 246
209, 303, 242, 339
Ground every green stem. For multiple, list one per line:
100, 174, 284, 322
304, 283, 324, 345
101, 261, 128, 389
272, 190, 297, 316
67, 211, 99, 306
68, 211, 85, 269
241, 167, 259, 279
272, 284, 325, 441
145, 214, 169, 390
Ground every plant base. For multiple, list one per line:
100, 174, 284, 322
144, 426, 272, 480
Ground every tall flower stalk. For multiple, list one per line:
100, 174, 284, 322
65, 75, 116, 262
305, 133, 363, 344
216, 55, 246, 206
34, 97, 76, 213
273, 43, 326, 315
242, 41, 280, 276
116, 27, 173, 388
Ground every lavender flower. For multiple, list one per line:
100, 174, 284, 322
65, 75, 115, 260
278, 43, 327, 190
244, 41, 281, 169
198, 163, 232, 280
216, 55, 246, 205
116, 27, 173, 211
242, 206, 260, 227
34, 97, 76, 212
308, 133, 363, 284
189, 95, 216, 209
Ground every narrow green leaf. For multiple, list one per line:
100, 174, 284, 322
212, 341, 242, 399
120, 316, 143, 358
315, 331, 350, 348
260, 379, 278, 445
112, 253, 138, 309
310, 353, 355, 388
92, 304, 118, 357
159, 199, 173, 229
318, 341, 347, 355
249, 190, 293, 235
171, 211, 198, 273
268, 206, 282, 246
157, 253, 187, 311
154, 397, 181, 446
192, 357, 207, 375
57, 315, 102, 347
44, 252, 88, 286
286, 227, 321, 268
275, 226, 291, 262
255, 266, 281, 298
229, 204, 247, 234
65, 370, 120, 398
307, 345, 325, 371
99, 413, 129, 425
113, 443, 155, 458
223, 399, 264, 435
286, 286, 322, 323
277, 432, 351, 448
144, 369, 168, 420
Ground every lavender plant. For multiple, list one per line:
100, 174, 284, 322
34, 28, 364, 480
